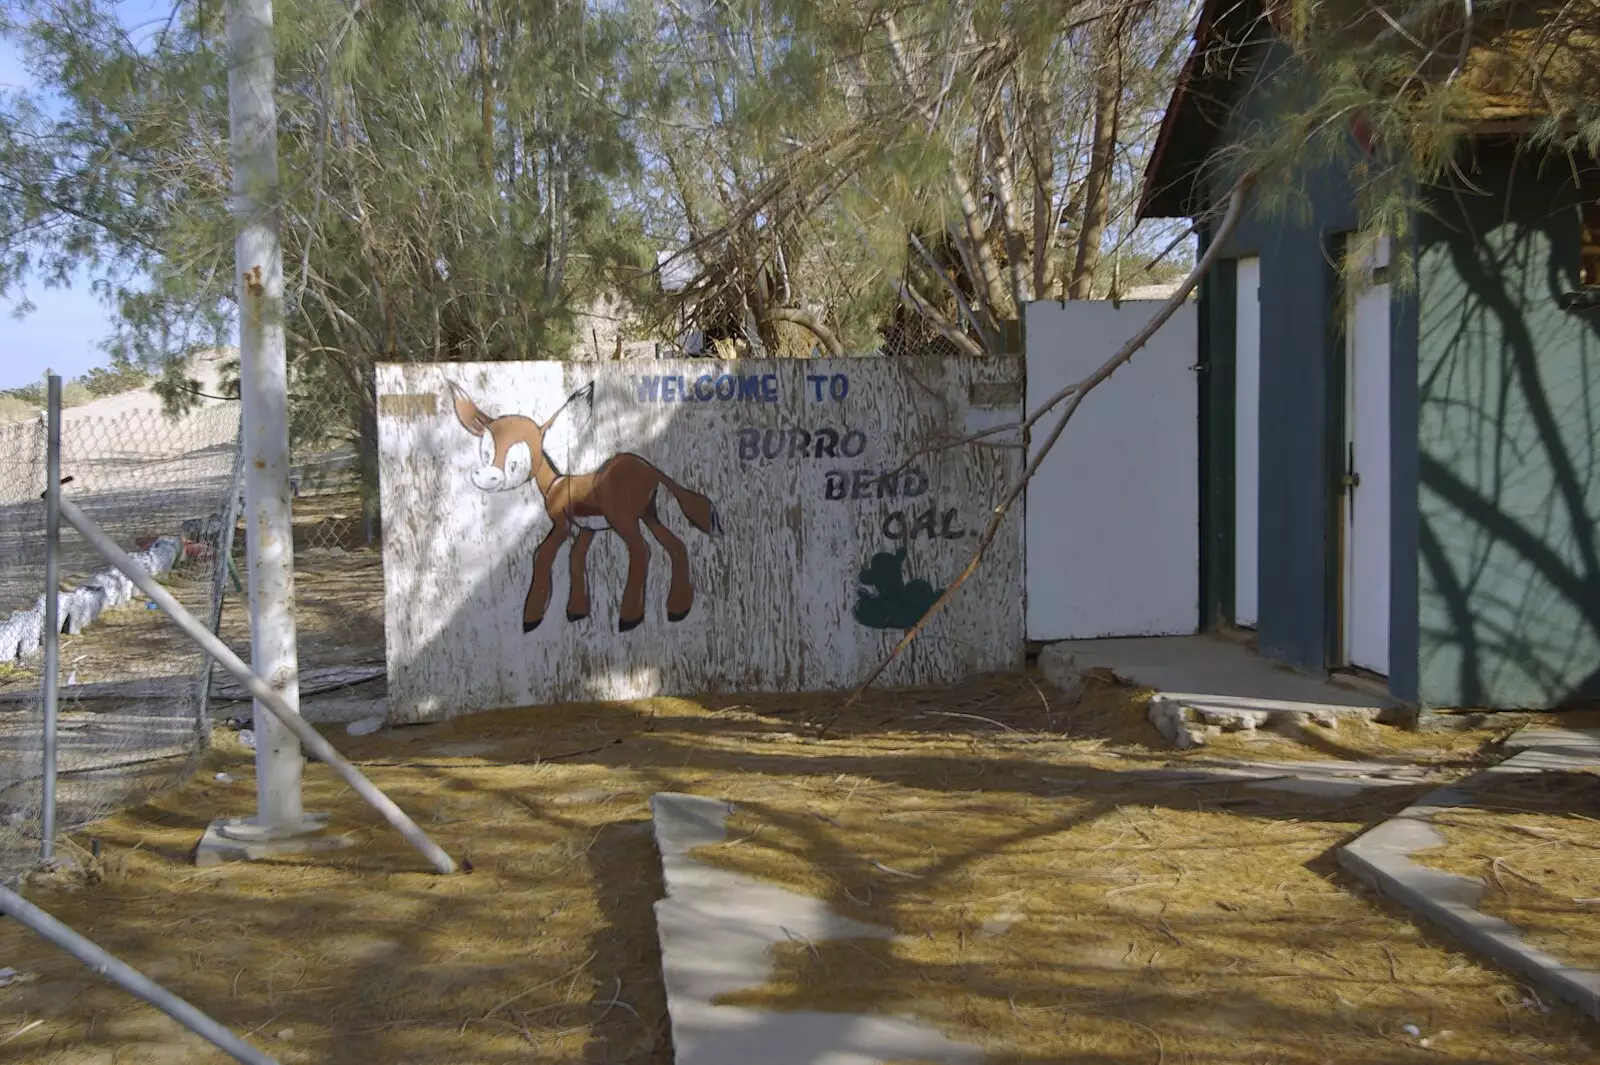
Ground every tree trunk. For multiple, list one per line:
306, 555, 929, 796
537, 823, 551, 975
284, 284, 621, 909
358, 362, 381, 543
1027, 90, 1058, 299
476, 0, 495, 183
1068, 14, 1123, 300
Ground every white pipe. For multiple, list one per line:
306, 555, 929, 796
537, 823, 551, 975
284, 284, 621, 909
58, 497, 458, 875
227, 0, 303, 831
0, 882, 278, 1065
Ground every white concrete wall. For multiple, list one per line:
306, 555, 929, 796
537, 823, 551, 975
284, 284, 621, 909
1024, 300, 1199, 640
376, 357, 1024, 721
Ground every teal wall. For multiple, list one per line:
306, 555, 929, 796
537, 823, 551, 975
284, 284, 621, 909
1416, 144, 1600, 708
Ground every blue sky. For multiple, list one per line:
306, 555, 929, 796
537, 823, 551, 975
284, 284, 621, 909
0, 1, 219, 391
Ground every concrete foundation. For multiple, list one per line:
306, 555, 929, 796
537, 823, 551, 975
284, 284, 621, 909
1041, 635, 1403, 748
194, 813, 353, 868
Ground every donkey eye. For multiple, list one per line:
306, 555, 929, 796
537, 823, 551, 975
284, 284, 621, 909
479, 432, 495, 466
505, 441, 531, 483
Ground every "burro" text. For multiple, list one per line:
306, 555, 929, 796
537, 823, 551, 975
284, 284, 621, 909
736, 426, 867, 461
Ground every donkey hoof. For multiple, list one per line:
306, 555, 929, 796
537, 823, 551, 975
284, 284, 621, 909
566, 611, 590, 623
618, 615, 643, 633
523, 618, 543, 633
667, 607, 691, 623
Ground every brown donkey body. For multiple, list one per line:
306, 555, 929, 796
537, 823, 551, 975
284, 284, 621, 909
450, 381, 723, 632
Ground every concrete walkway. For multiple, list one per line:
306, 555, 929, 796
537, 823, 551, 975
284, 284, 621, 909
1339, 727, 1600, 1019
1040, 635, 1403, 748
649, 792, 982, 1065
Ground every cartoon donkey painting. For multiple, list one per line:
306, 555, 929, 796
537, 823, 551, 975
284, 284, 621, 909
449, 380, 724, 633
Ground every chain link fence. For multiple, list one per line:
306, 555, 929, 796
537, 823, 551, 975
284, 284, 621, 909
0, 399, 243, 884
246, 379, 388, 729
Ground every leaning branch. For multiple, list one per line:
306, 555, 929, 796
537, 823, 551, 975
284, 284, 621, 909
766, 307, 846, 357
813, 172, 1257, 737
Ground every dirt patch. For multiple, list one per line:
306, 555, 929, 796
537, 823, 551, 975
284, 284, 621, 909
1412, 767, 1600, 974
690, 781, 1598, 1063
0, 726, 672, 1065
0, 678, 1589, 1063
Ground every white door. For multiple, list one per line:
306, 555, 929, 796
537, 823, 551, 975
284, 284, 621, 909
1023, 300, 1199, 640
1343, 237, 1392, 675
1234, 257, 1261, 629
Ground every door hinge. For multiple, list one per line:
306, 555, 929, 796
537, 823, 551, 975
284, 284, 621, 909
1343, 442, 1360, 491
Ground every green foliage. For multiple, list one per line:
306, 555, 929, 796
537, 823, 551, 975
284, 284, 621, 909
59, 379, 91, 406
1214, 0, 1600, 294
79, 359, 150, 397
628, 0, 1196, 355
0, 394, 33, 422
0, 0, 654, 468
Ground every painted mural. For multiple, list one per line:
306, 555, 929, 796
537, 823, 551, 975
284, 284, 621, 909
448, 381, 723, 632
377, 358, 1024, 721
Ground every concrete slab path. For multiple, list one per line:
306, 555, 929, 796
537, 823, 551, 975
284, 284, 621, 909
649, 792, 982, 1065
1339, 727, 1600, 1019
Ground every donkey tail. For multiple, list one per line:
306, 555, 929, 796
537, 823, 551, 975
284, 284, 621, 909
660, 474, 724, 538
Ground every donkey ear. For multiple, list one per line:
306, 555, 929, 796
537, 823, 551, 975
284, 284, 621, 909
542, 382, 595, 472
544, 382, 594, 433
448, 381, 493, 437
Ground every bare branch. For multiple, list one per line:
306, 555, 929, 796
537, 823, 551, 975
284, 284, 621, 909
813, 171, 1257, 736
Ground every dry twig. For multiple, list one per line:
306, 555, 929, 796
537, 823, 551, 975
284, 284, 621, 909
812, 171, 1257, 737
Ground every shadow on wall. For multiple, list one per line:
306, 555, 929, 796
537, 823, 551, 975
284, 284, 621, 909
1417, 154, 1600, 709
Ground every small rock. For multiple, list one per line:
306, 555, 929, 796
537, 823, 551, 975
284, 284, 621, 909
0, 967, 38, 988
275, 1028, 295, 1040
977, 911, 1023, 939
215, 772, 234, 784
1402, 1024, 1421, 1038
346, 715, 386, 737
238, 729, 256, 750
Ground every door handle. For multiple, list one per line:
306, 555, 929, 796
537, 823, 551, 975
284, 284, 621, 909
1343, 442, 1359, 492
1341, 472, 1361, 488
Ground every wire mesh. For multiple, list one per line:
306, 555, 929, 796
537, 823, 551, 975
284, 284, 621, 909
0, 399, 242, 885
254, 380, 388, 723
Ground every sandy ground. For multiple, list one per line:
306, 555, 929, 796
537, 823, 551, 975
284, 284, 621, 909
0, 373, 238, 620
0, 678, 1594, 1064
1, 351, 233, 427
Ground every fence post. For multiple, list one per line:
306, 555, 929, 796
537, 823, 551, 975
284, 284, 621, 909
227, 0, 306, 836
37, 375, 62, 865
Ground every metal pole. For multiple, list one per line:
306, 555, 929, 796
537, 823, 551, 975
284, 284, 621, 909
226, 0, 303, 832
57, 498, 458, 875
0, 882, 279, 1065
39, 374, 62, 864
196, 412, 247, 738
